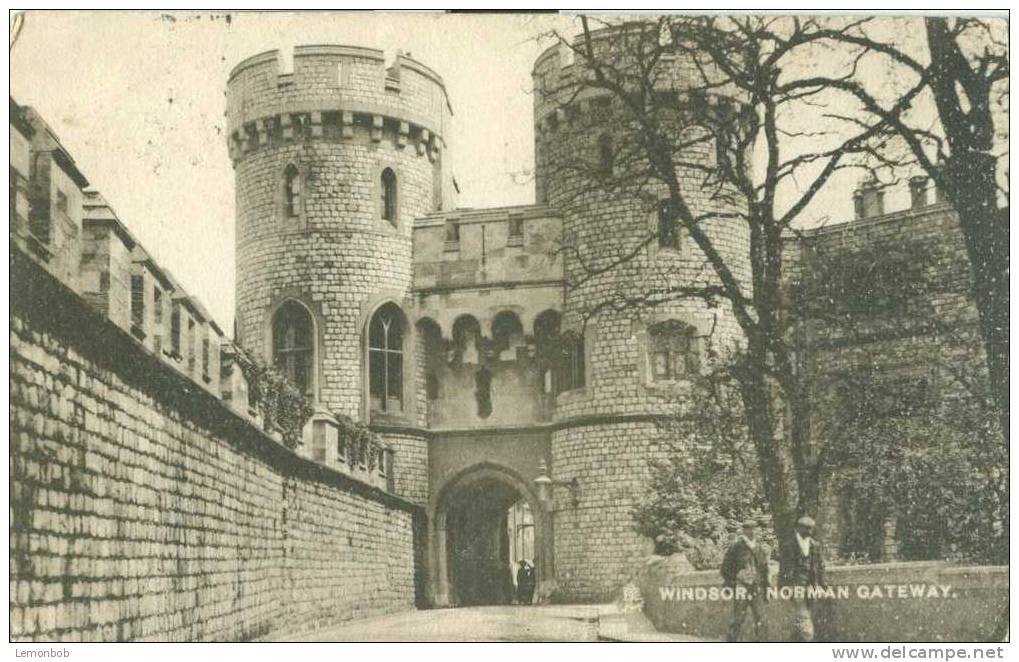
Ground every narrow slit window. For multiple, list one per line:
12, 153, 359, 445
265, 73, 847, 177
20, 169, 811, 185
657, 199, 680, 251
283, 164, 301, 219
130, 275, 145, 338
381, 168, 397, 225
598, 133, 614, 173
170, 304, 181, 357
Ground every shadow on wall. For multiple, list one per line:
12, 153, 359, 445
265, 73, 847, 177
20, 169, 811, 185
635, 555, 1007, 642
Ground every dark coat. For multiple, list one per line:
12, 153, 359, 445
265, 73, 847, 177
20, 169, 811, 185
782, 536, 825, 587
721, 537, 770, 592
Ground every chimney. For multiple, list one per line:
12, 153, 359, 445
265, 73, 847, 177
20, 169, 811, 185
909, 175, 929, 209
854, 177, 884, 219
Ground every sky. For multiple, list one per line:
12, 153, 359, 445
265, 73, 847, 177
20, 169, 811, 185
10, 11, 975, 333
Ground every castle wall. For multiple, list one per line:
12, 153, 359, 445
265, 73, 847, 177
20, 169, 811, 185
10, 247, 423, 642
785, 201, 991, 556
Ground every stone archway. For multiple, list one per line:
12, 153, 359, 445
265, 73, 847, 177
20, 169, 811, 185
429, 464, 552, 607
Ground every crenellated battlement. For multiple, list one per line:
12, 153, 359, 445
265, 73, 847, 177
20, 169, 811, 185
226, 44, 452, 165
531, 25, 749, 131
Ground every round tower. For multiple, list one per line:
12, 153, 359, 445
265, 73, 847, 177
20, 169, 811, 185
227, 45, 452, 505
532, 26, 753, 600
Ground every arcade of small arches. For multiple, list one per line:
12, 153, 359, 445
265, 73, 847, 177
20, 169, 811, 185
267, 298, 705, 414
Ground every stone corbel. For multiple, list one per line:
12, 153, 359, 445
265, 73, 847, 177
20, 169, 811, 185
428, 135, 439, 163
230, 130, 244, 158
397, 121, 410, 148
341, 111, 354, 139
371, 115, 384, 142
417, 129, 430, 156
281, 114, 294, 141
310, 111, 323, 139
255, 119, 270, 147
242, 126, 256, 153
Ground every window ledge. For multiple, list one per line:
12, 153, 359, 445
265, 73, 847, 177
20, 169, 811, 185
555, 387, 590, 407
506, 235, 524, 247
644, 377, 694, 389
370, 409, 411, 426
443, 241, 460, 253
655, 246, 682, 258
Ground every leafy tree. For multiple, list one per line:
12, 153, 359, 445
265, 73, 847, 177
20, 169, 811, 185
633, 354, 774, 569
823, 368, 1006, 564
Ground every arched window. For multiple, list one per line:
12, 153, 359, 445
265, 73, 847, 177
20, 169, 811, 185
283, 164, 301, 219
272, 300, 314, 398
369, 303, 404, 413
534, 310, 561, 395
657, 199, 680, 251
558, 332, 586, 393
648, 320, 699, 381
416, 317, 444, 403
492, 310, 524, 356
597, 133, 614, 174
381, 167, 398, 225
451, 314, 481, 365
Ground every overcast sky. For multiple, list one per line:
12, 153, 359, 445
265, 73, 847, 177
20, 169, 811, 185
11, 11, 954, 332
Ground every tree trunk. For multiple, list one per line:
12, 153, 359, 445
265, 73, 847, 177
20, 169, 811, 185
945, 151, 1009, 443
737, 349, 799, 580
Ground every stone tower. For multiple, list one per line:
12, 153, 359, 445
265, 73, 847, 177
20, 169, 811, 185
227, 45, 453, 504
532, 27, 752, 600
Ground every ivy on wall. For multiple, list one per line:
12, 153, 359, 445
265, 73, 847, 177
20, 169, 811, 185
333, 414, 385, 471
791, 240, 935, 322
237, 350, 314, 450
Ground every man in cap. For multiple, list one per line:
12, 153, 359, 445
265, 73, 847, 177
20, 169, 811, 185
721, 518, 770, 641
783, 515, 825, 641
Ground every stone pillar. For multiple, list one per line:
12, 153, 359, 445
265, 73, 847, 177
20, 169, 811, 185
909, 175, 929, 209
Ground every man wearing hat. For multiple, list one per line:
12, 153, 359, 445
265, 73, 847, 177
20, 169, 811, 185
721, 518, 770, 641
783, 515, 825, 641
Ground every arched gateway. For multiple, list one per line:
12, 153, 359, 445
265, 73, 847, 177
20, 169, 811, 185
429, 463, 553, 607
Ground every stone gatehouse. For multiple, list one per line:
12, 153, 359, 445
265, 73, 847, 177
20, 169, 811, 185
9, 26, 991, 641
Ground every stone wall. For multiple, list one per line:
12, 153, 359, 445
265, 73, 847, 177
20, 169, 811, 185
636, 555, 1007, 641
550, 420, 656, 602
9, 247, 423, 642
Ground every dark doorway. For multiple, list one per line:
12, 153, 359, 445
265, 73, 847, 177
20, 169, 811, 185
445, 477, 528, 606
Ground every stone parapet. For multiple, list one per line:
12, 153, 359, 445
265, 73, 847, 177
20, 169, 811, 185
226, 46, 451, 167
636, 556, 1007, 641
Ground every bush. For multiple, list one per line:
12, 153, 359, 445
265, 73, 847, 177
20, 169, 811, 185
632, 359, 775, 569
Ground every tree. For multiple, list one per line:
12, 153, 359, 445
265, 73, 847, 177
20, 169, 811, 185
802, 17, 1009, 441
540, 15, 909, 574
633, 354, 775, 569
